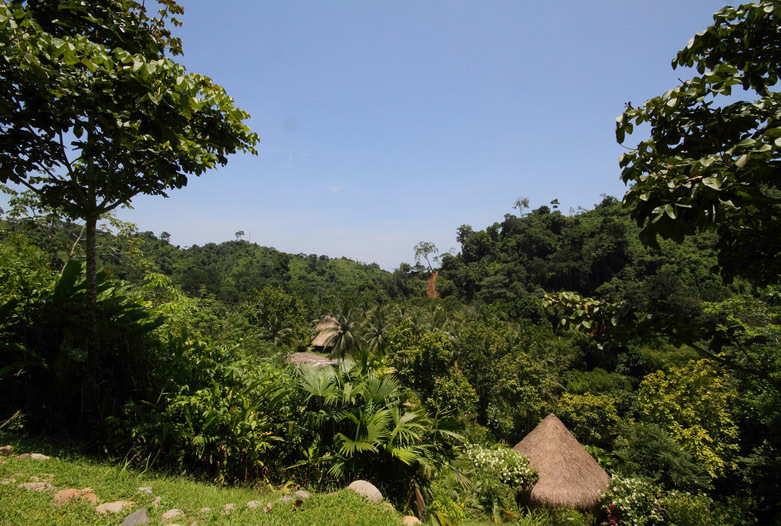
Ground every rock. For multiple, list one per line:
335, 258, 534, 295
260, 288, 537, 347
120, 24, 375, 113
18, 482, 53, 492
81, 491, 99, 504
294, 489, 311, 500
95, 501, 134, 514
161, 509, 184, 520
401, 516, 422, 525
55, 487, 98, 506
151, 496, 162, 508
54, 488, 82, 506
246, 500, 262, 508
0, 445, 12, 456
0, 478, 16, 485
15, 453, 30, 459
29, 453, 51, 460
347, 480, 383, 503
279, 495, 294, 503
382, 501, 396, 513
122, 508, 150, 526
198, 507, 211, 514
137, 487, 153, 494
264, 503, 273, 513
221, 503, 235, 515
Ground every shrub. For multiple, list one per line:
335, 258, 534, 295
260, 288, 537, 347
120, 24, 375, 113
614, 422, 711, 492
661, 492, 755, 526
113, 340, 296, 482
462, 444, 538, 520
601, 476, 664, 526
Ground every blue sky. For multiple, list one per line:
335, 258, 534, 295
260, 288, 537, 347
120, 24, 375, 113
112, 0, 728, 269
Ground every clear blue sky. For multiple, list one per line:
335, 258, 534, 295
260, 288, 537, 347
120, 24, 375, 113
113, 1, 727, 269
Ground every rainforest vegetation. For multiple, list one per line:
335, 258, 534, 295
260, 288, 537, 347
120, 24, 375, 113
1, 1, 780, 525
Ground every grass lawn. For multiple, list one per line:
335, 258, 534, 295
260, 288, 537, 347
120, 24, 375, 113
0, 432, 402, 526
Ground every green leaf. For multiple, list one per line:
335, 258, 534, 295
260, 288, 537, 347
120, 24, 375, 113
701, 176, 721, 190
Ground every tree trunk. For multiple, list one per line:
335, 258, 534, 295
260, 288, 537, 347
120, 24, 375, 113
85, 213, 98, 314
82, 211, 100, 424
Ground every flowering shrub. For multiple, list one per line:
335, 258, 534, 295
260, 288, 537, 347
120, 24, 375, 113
601, 476, 663, 526
465, 445, 538, 489
459, 444, 539, 520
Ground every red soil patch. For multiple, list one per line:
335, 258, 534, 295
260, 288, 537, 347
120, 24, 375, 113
426, 271, 440, 299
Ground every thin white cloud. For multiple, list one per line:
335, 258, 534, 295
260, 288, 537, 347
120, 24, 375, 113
326, 182, 343, 193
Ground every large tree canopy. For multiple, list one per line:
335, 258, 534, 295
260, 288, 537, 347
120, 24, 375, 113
616, 1, 781, 286
0, 0, 258, 308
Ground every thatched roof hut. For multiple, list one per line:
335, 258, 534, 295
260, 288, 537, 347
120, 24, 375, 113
311, 315, 339, 348
513, 413, 610, 513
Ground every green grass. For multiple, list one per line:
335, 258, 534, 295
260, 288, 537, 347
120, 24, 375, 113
0, 433, 402, 526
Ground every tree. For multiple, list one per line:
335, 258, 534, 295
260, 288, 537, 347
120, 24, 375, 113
0, 0, 258, 319
512, 196, 530, 217
616, 1, 781, 286
635, 359, 739, 479
414, 241, 439, 272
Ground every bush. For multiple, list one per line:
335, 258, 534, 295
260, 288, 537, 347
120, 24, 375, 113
661, 492, 755, 526
601, 476, 664, 526
614, 422, 711, 492
461, 444, 538, 520
112, 339, 296, 483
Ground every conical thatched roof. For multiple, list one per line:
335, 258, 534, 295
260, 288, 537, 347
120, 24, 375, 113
513, 413, 610, 512
311, 315, 339, 348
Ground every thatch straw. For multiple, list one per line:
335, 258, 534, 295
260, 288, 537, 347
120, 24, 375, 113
311, 316, 339, 347
513, 413, 610, 512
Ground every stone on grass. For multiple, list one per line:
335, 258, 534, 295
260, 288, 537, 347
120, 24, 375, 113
382, 501, 396, 513
81, 491, 99, 504
151, 496, 162, 508
137, 487, 153, 494
29, 453, 51, 460
95, 500, 134, 514
161, 509, 184, 520
0, 477, 16, 485
122, 508, 150, 526
246, 500, 262, 508
0, 445, 12, 456
18, 481, 53, 492
54, 488, 82, 506
347, 480, 383, 503
401, 516, 422, 525
295, 489, 311, 500
221, 503, 235, 515
198, 507, 211, 514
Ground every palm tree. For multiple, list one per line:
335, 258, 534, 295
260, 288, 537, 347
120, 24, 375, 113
322, 302, 364, 361
364, 304, 393, 355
